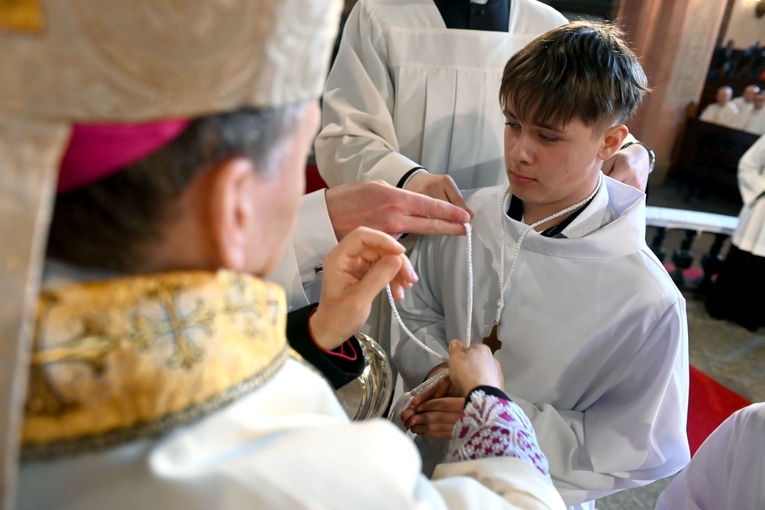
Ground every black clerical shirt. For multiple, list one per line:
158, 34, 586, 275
433, 0, 510, 32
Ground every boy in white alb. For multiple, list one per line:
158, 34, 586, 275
394, 21, 690, 510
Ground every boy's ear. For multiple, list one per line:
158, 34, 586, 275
206, 157, 256, 271
598, 124, 629, 161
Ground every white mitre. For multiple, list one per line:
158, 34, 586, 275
0, 0, 342, 507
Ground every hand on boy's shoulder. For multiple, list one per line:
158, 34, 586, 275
602, 144, 650, 192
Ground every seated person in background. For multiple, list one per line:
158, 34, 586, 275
699, 85, 740, 127
731, 84, 761, 113
393, 21, 690, 510
10, 1, 566, 508
707, 132, 765, 331
738, 91, 765, 135
654, 403, 765, 510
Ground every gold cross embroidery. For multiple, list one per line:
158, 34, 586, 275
26, 293, 117, 416
130, 282, 214, 369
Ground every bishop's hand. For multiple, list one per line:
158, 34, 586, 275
309, 227, 417, 350
447, 340, 504, 395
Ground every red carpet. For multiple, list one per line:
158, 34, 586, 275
688, 365, 750, 456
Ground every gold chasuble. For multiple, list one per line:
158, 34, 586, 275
22, 270, 290, 461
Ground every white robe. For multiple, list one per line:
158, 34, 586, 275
315, 0, 566, 190
268, 190, 336, 310
733, 133, 765, 256
654, 403, 765, 510
739, 107, 765, 135
393, 178, 690, 509
18, 357, 566, 510
698, 102, 740, 128
731, 97, 753, 114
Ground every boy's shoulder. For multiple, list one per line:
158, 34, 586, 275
462, 185, 508, 215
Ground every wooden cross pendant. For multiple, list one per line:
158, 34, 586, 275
482, 323, 502, 353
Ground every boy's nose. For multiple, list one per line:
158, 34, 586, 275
507, 136, 532, 165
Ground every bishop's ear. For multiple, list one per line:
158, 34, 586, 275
598, 124, 629, 161
206, 157, 257, 271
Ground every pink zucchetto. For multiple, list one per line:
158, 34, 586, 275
57, 119, 191, 194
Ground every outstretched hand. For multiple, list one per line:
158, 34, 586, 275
404, 172, 473, 218
309, 226, 417, 350
325, 180, 470, 240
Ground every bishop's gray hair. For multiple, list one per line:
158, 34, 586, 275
47, 103, 306, 272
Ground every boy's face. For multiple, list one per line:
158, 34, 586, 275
502, 102, 613, 217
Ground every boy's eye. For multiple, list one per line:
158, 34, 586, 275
539, 133, 559, 143
504, 120, 520, 129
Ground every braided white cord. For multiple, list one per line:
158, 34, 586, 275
386, 222, 474, 424
495, 173, 603, 324
385, 222, 475, 359
464, 223, 474, 348
386, 285, 445, 360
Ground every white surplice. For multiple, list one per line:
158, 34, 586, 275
315, 0, 566, 190
268, 190, 336, 310
655, 403, 765, 510
18, 357, 566, 510
733, 133, 765, 256
698, 102, 740, 128
739, 107, 765, 135
394, 177, 690, 509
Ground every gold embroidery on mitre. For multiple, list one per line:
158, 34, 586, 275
22, 270, 287, 461
0, 0, 44, 32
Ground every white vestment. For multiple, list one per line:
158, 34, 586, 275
698, 102, 740, 128
739, 107, 765, 135
731, 97, 752, 113
394, 178, 690, 510
654, 403, 765, 510
269, 190, 336, 311
733, 133, 765, 256
315, 0, 566, 190
18, 357, 566, 510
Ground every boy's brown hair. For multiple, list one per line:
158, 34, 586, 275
499, 20, 649, 133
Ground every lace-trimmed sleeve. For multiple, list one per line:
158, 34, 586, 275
446, 388, 551, 479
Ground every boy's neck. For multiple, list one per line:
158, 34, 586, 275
516, 176, 603, 232
523, 205, 583, 233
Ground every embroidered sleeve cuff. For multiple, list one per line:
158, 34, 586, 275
446, 389, 551, 479
466, 385, 511, 406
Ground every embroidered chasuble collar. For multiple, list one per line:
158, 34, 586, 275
434, 0, 510, 32
22, 270, 289, 461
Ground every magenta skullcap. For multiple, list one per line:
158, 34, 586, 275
57, 119, 191, 194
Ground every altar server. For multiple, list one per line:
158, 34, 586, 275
707, 132, 765, 330
394, 21, 690, 510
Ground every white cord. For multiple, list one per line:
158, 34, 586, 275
495, 173, 603, 324
385, 222, 473, 424
385, 223, 474, 358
